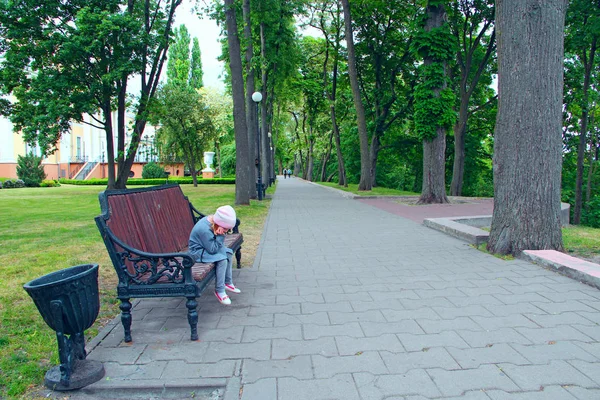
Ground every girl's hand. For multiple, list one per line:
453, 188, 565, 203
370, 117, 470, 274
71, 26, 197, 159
214, 226, 228, 235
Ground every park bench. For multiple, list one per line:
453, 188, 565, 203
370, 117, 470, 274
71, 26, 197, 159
94, 184, 243, 342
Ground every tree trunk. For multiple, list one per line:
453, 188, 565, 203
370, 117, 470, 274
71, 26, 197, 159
320, 131, 334, 182
216, 140, 222, 178
574, 38, 596, 223
418, 3, 449, 205
369, 134, 380, 187
586, 122, 596, 203
103, 104, 116, 189
450, 86, 468, 196
341, 0, 371, 191
225, 0, 251, 205
243, 0, 257, 197
487, 0, 566, 255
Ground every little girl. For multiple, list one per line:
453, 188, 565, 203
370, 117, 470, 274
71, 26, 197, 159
188, 205, 241, 305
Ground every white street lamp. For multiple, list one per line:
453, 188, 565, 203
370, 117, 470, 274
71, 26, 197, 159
252, 91, 263, 200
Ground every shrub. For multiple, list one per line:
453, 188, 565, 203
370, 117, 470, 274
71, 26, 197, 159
582, 195, 600, 228
59, 177, 236, 185
142, 162, 166, 179
16, 153, 46, 187
40, 179, 61, 187
3, 179, 15, 188
14, 179, 25, 188
0, 181, 3, 189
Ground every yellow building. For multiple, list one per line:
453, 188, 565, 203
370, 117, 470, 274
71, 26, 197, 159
0, 112, 163, 180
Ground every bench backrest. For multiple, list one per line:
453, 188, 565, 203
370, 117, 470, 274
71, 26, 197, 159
99, 185, 195, 254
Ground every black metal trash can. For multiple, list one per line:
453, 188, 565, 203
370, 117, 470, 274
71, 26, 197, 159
24, 264, 105, 391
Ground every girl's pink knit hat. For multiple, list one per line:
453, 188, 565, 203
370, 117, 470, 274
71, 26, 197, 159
213, 205, 236, 229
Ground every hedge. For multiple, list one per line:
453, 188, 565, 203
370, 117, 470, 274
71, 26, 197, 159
59, 177, 236, 186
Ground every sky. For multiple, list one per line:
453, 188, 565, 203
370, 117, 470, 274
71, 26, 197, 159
173, 0, 225, 91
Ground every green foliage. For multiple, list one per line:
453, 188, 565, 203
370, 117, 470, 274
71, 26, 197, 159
412, 9, 457, 142
414, 83, 457, 140
411, 26, 456, 61
16, 153, 47, 187
40, 179, 61, 187
142, 162, 167, 179
582, 195, 600, 228
59, 177, 235, 185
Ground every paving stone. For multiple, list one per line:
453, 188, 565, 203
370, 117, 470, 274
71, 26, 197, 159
418, 317, 483, 334
447, 295, 504, 307
532, 300, 597, 314
242, 355, 313, 383
301, 301, 353, 314
278, 374, 360, 400
242, 325, 302, 343
272, 337, 338, 359
398, 331, 471, 352
328, 310, 386, 324
248, 304, 300, 316
99, 361, 168, 381
565, 386, 600, 400
428, 364, 520, 397
486, 386, 577, 399
298, 285, 345, 295
500, 360, 596, 390
493, 293, 552, 305
350, 299, 404, 312
573, 342, 600, 360
471, 315, 539, 330
202, 340, 271, 362
511, 341, 597, 364
196, 326, 244, 343
515, 326, 593, 344
457, 328, 533, 347
218, 314, 274, 329
335, 334, 405, 356
354, 371, 442, 399
87, 343, 147, 364
361, 320, 424, 336
136, 342, 209, 364
274, 312, 330, 326
276, 294, 325, 304
124, 328, 187, 344
303, 322, 364, 340
525, 312, 595, 328
446, 343, 529, 369
399, 297, 457, 309
414, 287, 468, 299
163, 360, 238, 379
569, 360, 600, 385
382, 308, 441, 322
432, 305, 494, 319
483, 303, 547, 317
313, 352, 388, 378
405, 391, 491, 400
572, 324, 600, 341
241, 378, 277, 400
381, 347, 460, 373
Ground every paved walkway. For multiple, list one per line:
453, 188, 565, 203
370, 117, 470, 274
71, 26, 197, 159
71, 177, 600, 399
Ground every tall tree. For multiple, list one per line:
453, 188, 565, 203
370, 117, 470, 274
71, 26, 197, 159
565, 0, 600, 224
448, 0, 496, 196
341, 0, 371, 190
190, 38, 204, 89
167, 25, 191, 86
413, 1, 455, 204
152, 86, 215, 186
225, 0, 252, 205
487, 0, 567, 255
0, 0, 182, 189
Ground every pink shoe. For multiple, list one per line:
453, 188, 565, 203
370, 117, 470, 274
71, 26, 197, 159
215, 291, 231, 305
225, 284, 241, 294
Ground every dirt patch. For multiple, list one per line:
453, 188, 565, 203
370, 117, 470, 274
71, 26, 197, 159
395, 197, 477, 206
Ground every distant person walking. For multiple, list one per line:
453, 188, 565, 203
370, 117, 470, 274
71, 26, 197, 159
287, 168, 292, 177
283, 169, 287, 179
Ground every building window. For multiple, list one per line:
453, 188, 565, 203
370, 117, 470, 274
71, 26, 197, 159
76, 137, 81, 160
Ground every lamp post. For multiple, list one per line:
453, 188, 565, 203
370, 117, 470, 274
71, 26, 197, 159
252, 91, 263, 200
267, 131, 274, 185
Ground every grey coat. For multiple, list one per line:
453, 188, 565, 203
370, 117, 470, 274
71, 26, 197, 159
188, 217, 233, 263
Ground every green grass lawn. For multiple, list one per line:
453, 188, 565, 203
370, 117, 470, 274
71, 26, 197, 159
0, 184, 271, 398
563, 225, 600, 261
317, 182, 419, 196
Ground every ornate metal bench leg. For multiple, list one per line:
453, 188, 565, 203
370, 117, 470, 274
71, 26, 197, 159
186, 297, 199, 341
119, 299, 132, 343
236, 248, 242, 269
